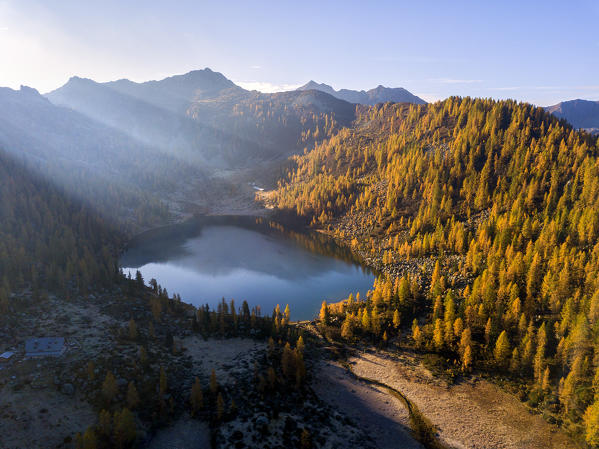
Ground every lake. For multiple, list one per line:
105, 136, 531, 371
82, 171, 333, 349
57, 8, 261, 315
121, 216, 375, 320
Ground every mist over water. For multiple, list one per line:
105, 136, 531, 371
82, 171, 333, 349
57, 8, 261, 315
121, 216, 375, 320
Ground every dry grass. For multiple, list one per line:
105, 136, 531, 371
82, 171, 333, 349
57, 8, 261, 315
349, 349, 579, 449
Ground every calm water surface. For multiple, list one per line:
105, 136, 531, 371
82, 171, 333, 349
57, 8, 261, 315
121, 216, 375, 320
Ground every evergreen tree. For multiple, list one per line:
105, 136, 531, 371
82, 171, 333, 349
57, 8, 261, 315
210, 369, 218, 395
585, 400, 599, 447
113, 408, 136, 449
319, 300, 330, 325
159, 367, 167, 395
126, 382, 139, 410
494, 331, 511, 368
392, 309, 401, 329
102, 371, 118, 405
190, 377, 204, 415
216, 393, 225, 421
128, 319, 137, 340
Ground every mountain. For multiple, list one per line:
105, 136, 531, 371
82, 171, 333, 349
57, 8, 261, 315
272, 97, 599, 435
105, 68, 241, 114
0, 146, 121, 292
545, 99, 599, 132
46, 75, 236, 166
46, 69, 358, 167
0, 85, 194, 227
297, 80, 426, 105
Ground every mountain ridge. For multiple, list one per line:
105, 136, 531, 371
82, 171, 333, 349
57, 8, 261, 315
545, 98, 599, 132
45, 69, 357, 167
296, 80, 426, 105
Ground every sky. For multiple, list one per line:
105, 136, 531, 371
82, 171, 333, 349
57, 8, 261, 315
0, 0, 598, 105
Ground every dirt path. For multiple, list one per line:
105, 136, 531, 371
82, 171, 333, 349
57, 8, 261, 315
349, 350, 579, 449
312, 359, 424, 449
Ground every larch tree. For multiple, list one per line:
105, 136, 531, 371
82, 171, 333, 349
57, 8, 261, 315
126, 382, 140, 410
585, 400, 599, 448
102, 371, 118, 405
159, 367, 167, 396
216, 393, 225, 421
494, 331, 511, 368
392, 309, 401, 329
462, 345, 473, 372
319, 300, 330, 325
113, 408, 136, 449
128, 319, 138, 340
210, 369, 218, 395
190, 377, 204, 415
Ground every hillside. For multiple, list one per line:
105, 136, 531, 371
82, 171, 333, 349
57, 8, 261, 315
0, 148, 121, 300
297, 80, 426, 105
105, 68, 240, 114
47, 69, 357, 167
0, 85, 193, 228
546, 99, 599, 131
273, 97, 599, 442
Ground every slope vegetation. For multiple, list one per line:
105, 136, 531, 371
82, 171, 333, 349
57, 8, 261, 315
274, 97, 599, 443
0, 148, 121, 303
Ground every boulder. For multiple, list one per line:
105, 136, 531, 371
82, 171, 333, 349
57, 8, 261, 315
62, 383, 75, 396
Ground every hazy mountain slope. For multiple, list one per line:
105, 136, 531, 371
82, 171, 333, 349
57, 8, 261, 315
46, 77, 199, 157
187, 88, 357, 160
47, 69, 359, 167
105, 68, 241, 113
46, 76, 240, 166
0, 86, 193, 227
297, 80, 426, 105
546, 99, 599, 130
0, 146, 121, 293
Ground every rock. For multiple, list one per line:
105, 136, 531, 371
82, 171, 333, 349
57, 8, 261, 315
255, 415, 269, 433
232, 430, 244, 441
284, 416, 297, 433
62, 383, 75, 396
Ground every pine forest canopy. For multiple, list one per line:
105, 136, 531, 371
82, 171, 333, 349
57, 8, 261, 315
273, 96, 599, 440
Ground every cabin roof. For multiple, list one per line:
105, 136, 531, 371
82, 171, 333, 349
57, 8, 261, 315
25, 337, 66, 357
0, 351, 14, 360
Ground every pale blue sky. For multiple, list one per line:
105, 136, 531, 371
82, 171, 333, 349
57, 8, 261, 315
1, 0, 597, 105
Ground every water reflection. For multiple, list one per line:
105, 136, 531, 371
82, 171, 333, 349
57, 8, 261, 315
121, 216, 375, 320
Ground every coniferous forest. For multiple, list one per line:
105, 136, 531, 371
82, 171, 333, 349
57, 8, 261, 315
273, 97, 599, 441
1, 6, 598, 446
0, 149, 121, 303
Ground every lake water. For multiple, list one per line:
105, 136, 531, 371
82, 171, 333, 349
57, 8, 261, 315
121, 216, 375, 320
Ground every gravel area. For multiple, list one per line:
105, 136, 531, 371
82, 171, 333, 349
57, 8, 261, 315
349, 349, 579, 449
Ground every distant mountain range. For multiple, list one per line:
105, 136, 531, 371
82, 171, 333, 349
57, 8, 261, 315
0, 68, 364, 223
46, 68, 356, 167
545, 99, 599, 134
0, 84, 205, 224
296, 80, 426, 105
5, 68, 598, 219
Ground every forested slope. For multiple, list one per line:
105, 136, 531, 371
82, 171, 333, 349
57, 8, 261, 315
273, 97, 599, 443
0, 149, 121, 307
